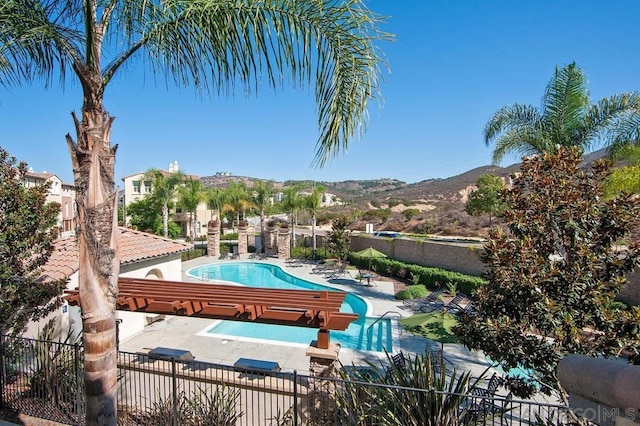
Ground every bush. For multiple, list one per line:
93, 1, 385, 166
348, 253, 486, 295
395, 285, 427, 300
181, 249, 205, 261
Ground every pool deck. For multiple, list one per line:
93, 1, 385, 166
118, 256, 495, 378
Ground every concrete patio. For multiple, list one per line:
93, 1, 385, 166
118, 255, 495, 379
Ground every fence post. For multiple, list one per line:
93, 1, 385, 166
293, 370, 298, 426
0, 334, 5, 409
74, 343, 82, 421
171, 358, 178, 426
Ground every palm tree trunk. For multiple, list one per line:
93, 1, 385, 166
162, 203, 169, 238
260, 209, 265, 253
66, 108, 119, 425
312, 211, 317, 259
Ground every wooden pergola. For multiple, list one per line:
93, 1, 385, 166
64, 277, 359, 349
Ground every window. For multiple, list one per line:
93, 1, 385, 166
144, 181, 152, 193
132, 181, 141, 193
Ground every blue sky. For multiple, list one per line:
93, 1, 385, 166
2, 1, 639, 185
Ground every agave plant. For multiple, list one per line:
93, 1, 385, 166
27, 319, 83, 418
334, 351, 478, 425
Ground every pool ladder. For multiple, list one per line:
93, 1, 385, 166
365, 311, 402, 351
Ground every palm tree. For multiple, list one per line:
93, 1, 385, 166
282, 184, 304, 248
252, 180, 274, 253
304, 185, 326, 258
225, 182, 253, 230
205, 187, 226, 224
178, 179, 205, 242
1, 1, 388, 422
484, 62, 640, 164
143, 168, 184, 238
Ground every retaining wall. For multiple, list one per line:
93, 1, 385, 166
349, 234, 640, 304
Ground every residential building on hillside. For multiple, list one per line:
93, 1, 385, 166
23, 170, 76, 239
121, 164, 208, 239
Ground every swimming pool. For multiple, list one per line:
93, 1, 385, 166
187, 262, 393, 352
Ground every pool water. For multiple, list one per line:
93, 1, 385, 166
188, 262, 393, 352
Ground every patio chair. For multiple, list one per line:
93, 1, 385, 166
465, 392, 513, 423
327, 262, 351, 279
427, 350, 454, 375
385, 351, 408, 376
470, 373, 502, 398
405, 291, 443, 311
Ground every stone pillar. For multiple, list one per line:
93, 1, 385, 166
264, 226, 277, 256
238, 222, 248, 256
207, 220, 220, 258
277, 227, 291, 259
306, 341, 341, 424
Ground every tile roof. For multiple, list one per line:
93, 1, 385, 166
41, 228, 193, 281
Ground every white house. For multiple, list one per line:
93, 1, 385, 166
29, 228, 192, 342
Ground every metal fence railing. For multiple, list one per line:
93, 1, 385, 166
1, 334, 573, 425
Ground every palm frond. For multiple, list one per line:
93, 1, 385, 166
102, 0, 391, 165
484, 103, 541, 146
541, 62, 590, 147
491, 127, 551, 164
0, 0, 82, 87
585, 93, 640, 152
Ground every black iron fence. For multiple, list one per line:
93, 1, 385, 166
1, 334, 573, 425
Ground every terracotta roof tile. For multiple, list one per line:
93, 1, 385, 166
41, 228, 193, 281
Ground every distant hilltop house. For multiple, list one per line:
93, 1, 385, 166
297, 190, 343, 207
23, 169, 76, 239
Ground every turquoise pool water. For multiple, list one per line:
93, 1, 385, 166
187, 262, 392, 351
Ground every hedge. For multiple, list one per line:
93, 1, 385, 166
348, 253, 487, 296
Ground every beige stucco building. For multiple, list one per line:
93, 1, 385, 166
121, 164, 209, 240
23, 170, 76, 239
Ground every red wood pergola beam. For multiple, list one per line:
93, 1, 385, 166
63, 277, 360, 346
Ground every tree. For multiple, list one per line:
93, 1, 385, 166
282, 184, 304, 248
604, 145, 640, 197
304, 185, 326, 258
326, 215, 352, 262
205, 187, 227, 223
2, 0, 388, 421
252, 180, 274, 253
178, 179, 205, 242
484, 62, 640, 164
464, 174, 506, 226
126, 196, 182, 238
0, 148, 67, 335
223, 182, 253, 231
457, 147, 640, 400
143, 168, 184, 238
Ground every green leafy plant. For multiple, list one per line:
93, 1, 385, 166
457, 147, 640, 400
27, 320, 82, 419
395, 285, 427, 300
133, 385, 243, 425
445, 281, 458, 296
334, 351, 477, 425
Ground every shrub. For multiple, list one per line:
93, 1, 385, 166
396, 285, 427, 300
181, 249, 205, 261
348, 253, 486, 295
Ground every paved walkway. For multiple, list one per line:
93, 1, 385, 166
118, 256, 495, 378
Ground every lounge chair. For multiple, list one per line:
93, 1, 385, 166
326, 262, 350, 279
402, 291, 443, 311
444, 293, 467, 312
